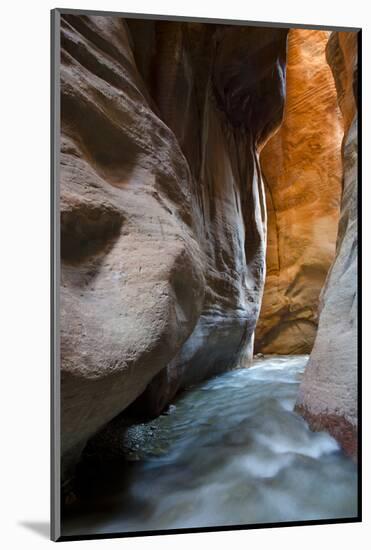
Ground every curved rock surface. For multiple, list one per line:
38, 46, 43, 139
60, 14, 288, 480
255, 30, 343, 354
296, 31, 358, 458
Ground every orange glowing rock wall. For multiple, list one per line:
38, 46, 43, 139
255, 30, 344, 354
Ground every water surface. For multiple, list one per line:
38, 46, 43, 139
63, 355, 357, 535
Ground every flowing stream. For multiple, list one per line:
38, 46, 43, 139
63, 355, 357, 536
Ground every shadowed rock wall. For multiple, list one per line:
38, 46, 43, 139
296, 31, 358, 458
60, 15, 288, 480
255, 30, 343, 354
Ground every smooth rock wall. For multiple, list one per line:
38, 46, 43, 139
255, 30, 343, 354
60, 15, 288, 479
296, 31, 358, 458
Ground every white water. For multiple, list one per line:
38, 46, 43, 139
63, 355, 357, 536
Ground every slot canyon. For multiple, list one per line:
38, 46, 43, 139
58, 14, 358, 534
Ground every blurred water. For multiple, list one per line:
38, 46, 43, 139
63, 355, 357, 536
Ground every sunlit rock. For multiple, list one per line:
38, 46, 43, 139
255, 30, 343, 354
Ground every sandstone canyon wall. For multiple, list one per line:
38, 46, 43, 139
59, 14, 288, 481
255, 30, 343, 354
296, 31, 358, 458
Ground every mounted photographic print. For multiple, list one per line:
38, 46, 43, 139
51, 8, 361, 542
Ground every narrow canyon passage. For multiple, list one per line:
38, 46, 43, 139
62, 356, 357, 536
58, 13, 359, 535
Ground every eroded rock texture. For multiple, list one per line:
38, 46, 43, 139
296, 31, 358, 458
60, 14, 288, 480
255, 30, 343, 354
